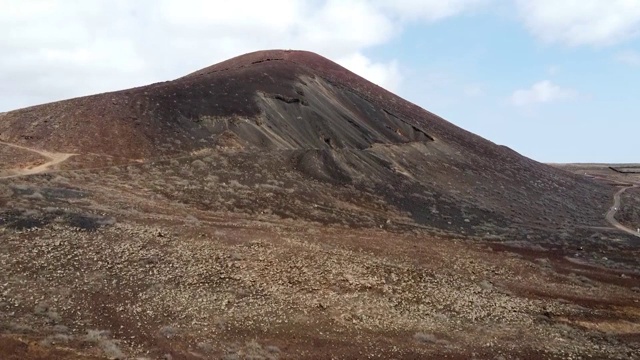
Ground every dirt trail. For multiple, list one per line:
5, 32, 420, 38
0, 140, 76, 178
605, 185, 640, 238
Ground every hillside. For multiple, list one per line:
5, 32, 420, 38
1, 50, 639, 359
0, 50, 613, 236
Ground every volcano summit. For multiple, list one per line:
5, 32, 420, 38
1, 50, 639, 359
0, 50, 613, 232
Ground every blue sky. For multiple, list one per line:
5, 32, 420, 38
1, 0, 639, 163
369, 3, 640, 163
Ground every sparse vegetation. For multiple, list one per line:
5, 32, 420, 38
414, 332, 438, 344
84, 330, 126, 359
158, 325, 178, 339
0, 51, 639, 359
617, 187, 640, 230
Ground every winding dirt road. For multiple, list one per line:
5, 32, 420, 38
605, 184, 640, 238
0, 140, 76, 179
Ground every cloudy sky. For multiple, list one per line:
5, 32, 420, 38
1, 0, 639, 163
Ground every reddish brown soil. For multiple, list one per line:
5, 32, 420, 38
0, 143, 46, 171
0, 336, 103, 360
1, 51, 639, 359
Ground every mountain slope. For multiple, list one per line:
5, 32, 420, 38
2, 50, 639, 360
0, 50, 613, 234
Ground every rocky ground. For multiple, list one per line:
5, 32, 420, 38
2, 50, 639, 359
1, 157, 639, 359
0, 143, 46, 174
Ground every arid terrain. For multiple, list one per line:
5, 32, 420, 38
1, 50, 639, 359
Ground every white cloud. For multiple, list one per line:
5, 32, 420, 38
510, 80, 578, 106
0, 0, 496, 111
337, 53, 401, 92
0, 0, 401, 111
375, 0, 490, 22
615, 50, 640, 65
516, 0, 640, 46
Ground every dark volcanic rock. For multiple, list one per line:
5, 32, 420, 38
0, 49, 613, 233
